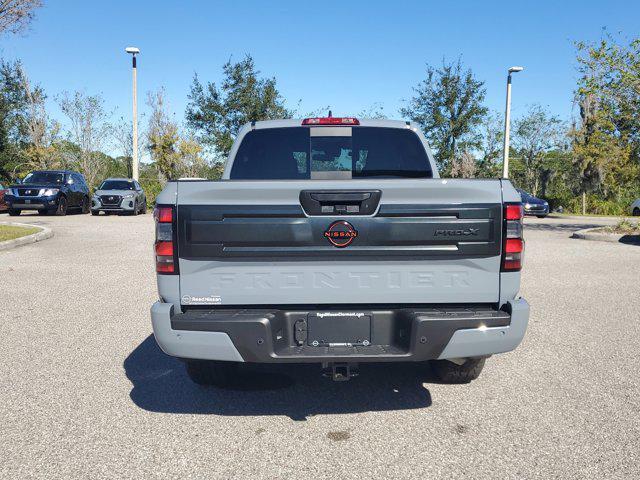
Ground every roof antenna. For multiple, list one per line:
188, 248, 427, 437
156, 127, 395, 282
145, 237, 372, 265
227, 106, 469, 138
328, 110, 332, 118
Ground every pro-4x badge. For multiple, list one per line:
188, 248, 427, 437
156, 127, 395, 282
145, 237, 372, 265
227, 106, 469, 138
323, 221, 358, 248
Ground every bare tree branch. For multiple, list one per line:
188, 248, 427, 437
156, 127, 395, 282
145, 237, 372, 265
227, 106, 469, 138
0, 0, 43, 36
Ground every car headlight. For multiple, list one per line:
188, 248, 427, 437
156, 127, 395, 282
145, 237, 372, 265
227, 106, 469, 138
123, 193, 134, 198
42, 188, 59, 196
524, 203, 531, 209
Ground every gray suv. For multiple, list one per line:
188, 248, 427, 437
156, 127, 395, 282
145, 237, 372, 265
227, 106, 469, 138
91, 178, 147, 216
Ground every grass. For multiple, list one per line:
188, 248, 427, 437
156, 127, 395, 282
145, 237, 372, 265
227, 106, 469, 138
597, 219, 640, 235
0, 224, 41, 242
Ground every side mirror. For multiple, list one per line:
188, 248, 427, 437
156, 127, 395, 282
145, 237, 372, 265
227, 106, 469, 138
14, 178, 22, 185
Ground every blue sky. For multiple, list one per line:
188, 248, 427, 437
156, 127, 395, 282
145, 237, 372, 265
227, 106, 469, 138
1, 0, 639, 146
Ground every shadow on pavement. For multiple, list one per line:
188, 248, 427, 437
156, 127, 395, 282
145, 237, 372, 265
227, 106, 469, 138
125, 335, 433, 420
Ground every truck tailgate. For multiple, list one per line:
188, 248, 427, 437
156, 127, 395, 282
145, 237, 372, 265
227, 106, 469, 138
176, 179, 503, 306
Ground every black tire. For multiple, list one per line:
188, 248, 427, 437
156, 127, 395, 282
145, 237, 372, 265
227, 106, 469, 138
430, 358, 486, 384
536, 215, 547, 218
185, 360, 240, 386
140, 200, 147, 214
132, 200, 138, 216
38, 210, 48, 216
55, 196, 68, 216
81, 196, 90, 214
633, 208, 640, 216
91, 210, 99, 216
8, 209, 20, 216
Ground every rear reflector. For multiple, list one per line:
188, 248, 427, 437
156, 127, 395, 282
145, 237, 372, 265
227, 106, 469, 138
505, 238, 523, 253
154, 206, 173, 223
155, 241, 173, 256
505, 204, 524, 220
302, 117, 360, 126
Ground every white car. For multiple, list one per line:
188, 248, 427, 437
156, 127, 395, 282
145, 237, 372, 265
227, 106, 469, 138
631, 199, 640, 216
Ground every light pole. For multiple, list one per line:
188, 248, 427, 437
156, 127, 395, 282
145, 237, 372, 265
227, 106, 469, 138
125, 47, 140, 181
502, 66, 524, 178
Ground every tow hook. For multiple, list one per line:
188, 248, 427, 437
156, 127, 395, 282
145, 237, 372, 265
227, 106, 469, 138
322, 362, 359, 381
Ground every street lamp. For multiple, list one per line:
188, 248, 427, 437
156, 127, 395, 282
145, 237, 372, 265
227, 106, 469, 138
125, 46, 140, 181
502, 66, 524, 178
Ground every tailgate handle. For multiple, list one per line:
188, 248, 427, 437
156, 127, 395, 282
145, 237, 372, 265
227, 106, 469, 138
310, 192, 371, 202
300, 190, 382, 216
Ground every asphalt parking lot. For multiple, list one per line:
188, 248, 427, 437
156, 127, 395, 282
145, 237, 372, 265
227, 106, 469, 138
1, 212, 639, 479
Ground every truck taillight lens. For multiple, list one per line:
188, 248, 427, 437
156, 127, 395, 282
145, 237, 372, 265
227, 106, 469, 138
154, 205, 177, 274
502, 202, 524, 271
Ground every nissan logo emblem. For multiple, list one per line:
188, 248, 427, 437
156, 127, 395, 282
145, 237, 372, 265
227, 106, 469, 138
323, 221, 358, 248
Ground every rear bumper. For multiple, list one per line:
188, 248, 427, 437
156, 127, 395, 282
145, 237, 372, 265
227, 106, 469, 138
151, 299, 529, 363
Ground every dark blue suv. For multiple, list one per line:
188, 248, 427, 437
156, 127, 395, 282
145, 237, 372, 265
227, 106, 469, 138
5, 170, 91, 216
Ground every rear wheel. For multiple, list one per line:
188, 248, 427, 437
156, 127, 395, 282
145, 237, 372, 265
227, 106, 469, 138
430, 358, 486, 384
8, 209, 20, 216
185, 360, 240, 386
55, 196, 67, 216
91, 210, 99, 216
81, 196, 90, 214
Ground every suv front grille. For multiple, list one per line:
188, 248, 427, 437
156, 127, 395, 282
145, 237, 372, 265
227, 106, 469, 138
100, 195, 122, 206
17, 188, 40, 197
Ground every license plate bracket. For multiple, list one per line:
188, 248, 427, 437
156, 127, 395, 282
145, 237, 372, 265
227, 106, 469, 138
307, 312, 371, 347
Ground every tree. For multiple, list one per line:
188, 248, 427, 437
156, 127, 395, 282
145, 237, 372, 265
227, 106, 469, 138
58, 91, 112, 188
186, 55, 292, 159
112, 117, 142, 178
147, 89, 180, 180
148, 88, 209, 181
511, 105, 565, 196
401, 58, 488, 174
19, 64, 60, 171
0, 59, 28, 177
571, 36, 640, 213
476, 112, 504, 178
0, 0, 42, 36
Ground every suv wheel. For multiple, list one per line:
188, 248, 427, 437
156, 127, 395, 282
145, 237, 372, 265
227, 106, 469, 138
633, 207, 640, 216
91, 210, 99, 216
55, 196, 68, 216
132, 200, 139, 216
140, 200, 147, 214
430, 358, 486, 384
185, 360, 240, 386
8, 209, 21, 216
81, 196, 90, 214
38, 210, 48, 215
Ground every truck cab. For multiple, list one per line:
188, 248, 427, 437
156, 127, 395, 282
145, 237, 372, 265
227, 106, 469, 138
151, 117, 529, 384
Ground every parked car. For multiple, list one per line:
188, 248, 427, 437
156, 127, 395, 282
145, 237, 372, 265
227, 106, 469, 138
516, 189, 549, 218
0, 182, 8, 212
91, 178, 147, 215
631, 199, 640, 216
4, 170, 90, 216
151, 117, 529, 386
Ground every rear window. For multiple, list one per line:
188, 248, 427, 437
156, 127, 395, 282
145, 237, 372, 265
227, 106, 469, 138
230, 127, 432, 180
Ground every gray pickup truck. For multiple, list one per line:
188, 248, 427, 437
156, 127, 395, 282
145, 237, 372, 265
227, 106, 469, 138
151, 117, 529, 385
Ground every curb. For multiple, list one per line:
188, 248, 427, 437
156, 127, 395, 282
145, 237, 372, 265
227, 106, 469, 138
0, 222, 54, 251
571, 227, 640, 245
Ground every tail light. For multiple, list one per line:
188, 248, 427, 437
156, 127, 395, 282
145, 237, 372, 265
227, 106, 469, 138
302, 117, 360, 126
154, 205, 178, 274
502, 203, 524, 271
